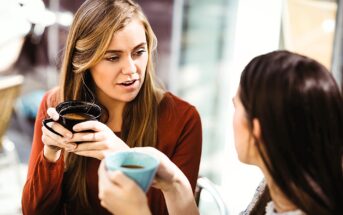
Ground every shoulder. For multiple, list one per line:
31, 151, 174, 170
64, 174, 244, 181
159, 92, 200, 118
158, 92, 201, 129
42, 87, 60, 108
242, 179, 270, 215
156, 92, 202, 155
35, 87, 60, 120
160, 92, 198, 112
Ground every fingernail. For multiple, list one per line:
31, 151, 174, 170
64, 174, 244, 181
72, 126, 79, 132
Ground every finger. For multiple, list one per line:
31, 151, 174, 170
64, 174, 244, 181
106, 171, 144, 195
98, 165, 119, 201
99, 182, 121, 209
71, 132, 105, 143
106, 171, 135, 188
151, 179, 157, 186
132, 147, 177, 181
150, 180, 162, 190
98, 160, 112, 187
98, 160, 106, 176
133, 147, 162, 160
47, 108, 59, 121
133, 147, 163, 168
72, 120, 106, 132
42, 131, 60, 147
42, 129, 73, 149
107, 171, 139, 190
42, 125, 74, 148
45, 121, 73, 139
72, 141, 105, 152
74, 150, 103, 159
42, 125, 64, 142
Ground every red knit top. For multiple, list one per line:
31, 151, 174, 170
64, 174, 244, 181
22, 91, 202, 215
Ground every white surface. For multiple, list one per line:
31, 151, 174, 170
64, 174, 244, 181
0, 138, 27, 215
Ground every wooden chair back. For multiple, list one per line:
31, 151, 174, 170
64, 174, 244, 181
0, 75, 23, 148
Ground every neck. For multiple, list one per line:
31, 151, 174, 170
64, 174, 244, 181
96, 91, 125, 132
106, 103, 124, 132
262, 169, 298, 213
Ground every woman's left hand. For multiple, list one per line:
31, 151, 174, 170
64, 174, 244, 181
98, 160, 151, 215
66, 120, 129, 160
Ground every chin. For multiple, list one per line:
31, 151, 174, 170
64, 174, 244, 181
121, 92, 140, 102
236, 152, 250, 164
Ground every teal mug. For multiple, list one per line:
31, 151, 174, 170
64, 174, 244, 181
105, 151, 160, 192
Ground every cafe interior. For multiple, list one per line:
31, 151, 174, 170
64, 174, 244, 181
0, 0, 342, 214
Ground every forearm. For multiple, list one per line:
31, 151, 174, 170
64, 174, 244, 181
162, 175, 199, 215
22, 152, 64, 214
129, 206, 152, 215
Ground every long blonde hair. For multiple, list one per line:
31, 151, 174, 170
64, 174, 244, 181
58, 0, 161, 209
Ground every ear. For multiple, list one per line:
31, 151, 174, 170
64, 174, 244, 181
252, 118, 261, 142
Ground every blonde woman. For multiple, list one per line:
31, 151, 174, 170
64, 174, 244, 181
21, 0, 202, 214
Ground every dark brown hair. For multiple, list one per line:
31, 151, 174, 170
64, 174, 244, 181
239, 50, 343, 214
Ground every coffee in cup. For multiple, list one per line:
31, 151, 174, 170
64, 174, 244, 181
43, 100, 102, 135
105, 151, 160, 192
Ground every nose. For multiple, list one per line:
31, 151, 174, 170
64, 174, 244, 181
122, 57, 137, 75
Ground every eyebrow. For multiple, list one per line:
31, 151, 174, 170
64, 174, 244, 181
104, 42, 147, 54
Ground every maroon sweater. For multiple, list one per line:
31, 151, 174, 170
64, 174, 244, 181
22, 91, 202, 215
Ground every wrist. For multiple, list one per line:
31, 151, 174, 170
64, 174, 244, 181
162, 174, 192, 197
135, 205, 151, 215
162, 175, 198, 215
43, 145, 62, 162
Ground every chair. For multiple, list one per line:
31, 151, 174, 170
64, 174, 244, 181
195, 176, 229, 215
0, 74, 24, 150
0, 75, 24, 215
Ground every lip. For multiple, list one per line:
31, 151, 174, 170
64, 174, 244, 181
117, 79, 139, 90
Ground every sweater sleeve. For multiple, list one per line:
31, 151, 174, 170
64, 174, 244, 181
148, 105, 202, 215
21, 92, 65, 215
170, 106, 202, 192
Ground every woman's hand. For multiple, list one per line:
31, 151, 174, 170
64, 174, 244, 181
66, 120, 129, 160
98, 160, 151, 215
131, 147, 185, 192
132, 148, 199, 215
98, 147, 199, 215
42, 108, 76, 162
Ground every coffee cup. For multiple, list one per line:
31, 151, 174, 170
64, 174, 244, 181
42, 100, 102, 136
105, 151, 160, 192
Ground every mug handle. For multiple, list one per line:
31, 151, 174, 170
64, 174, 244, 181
42, 118, 62, 137
42, 118, 63, 151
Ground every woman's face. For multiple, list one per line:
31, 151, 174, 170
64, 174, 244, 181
232, 90, 257, 165
90, 18, 148, 105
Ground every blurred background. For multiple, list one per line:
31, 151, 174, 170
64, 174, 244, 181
0, 0, 342, 214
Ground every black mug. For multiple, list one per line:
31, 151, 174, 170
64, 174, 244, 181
42, 100, 102, 136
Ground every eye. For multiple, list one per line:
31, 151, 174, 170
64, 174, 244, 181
105, 55, 119, 62
133, 48, 146, 57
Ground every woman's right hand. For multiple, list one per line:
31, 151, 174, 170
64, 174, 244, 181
41, 108, 76, 162
132, 147, 190, 192
107, 147, 199, 215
